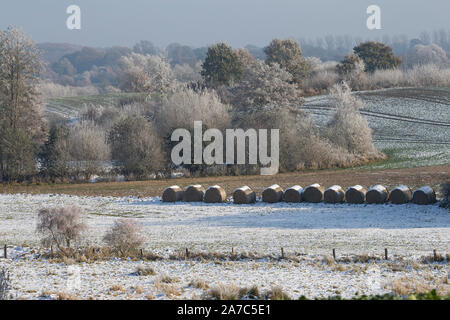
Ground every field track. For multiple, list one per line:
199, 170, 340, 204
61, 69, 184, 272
1, 165, 448, 198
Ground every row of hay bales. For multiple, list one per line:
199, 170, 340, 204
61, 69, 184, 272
162, 184, 437, 205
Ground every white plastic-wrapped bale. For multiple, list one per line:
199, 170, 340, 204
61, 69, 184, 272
389, 185, 412, 204
284, 185, 303, 203
262, 184, 284, 203
233, 186, 257, 204
183, 185, 206, 202
366, 185, 389, 204
412, 186, 436, 205
345, 185, 366, 204
204, 185, 227, 203
303, 184, 324, 203
324, 185, 345, 204
162, 185, 184, 202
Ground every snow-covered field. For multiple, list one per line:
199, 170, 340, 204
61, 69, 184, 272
0, 193, 449, 299
303, 87, 450, 169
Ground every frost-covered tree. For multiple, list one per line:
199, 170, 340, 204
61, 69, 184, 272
109, 116, 165, 178
264, 39, 311, 85
229, 60, 303, 113
201, 43, 243, 87
36, 206, 87, 250
0, 26, 47, 181
120, 53, 175, 95
157, 87, 231, 137
353, 41, 402, 72
66, 121, 110, 180
325, 82, 377, 156
404, 44, 449, 68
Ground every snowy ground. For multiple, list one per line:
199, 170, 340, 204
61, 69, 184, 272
0, 193, 449, 299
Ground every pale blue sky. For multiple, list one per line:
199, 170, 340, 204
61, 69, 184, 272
0, 0, 449, 47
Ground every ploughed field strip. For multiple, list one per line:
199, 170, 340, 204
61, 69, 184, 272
163, 183, 438, 205
303, 87, 450, 169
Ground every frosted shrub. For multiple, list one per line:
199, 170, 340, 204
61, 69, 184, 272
120, 53, 176, 95
36, 206, 87, 250
173, 63, 202, 83
303, 69, 339, 92
108, 116, 166, 178
325, 82, 378, 157
405, 64, 450, 87
66, 121, 111, 180
157, 87, 231, 136
103, 219, 145, 257
404, 44, 449, 69
369, 69, 405, 88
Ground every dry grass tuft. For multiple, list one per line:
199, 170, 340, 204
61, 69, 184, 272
136, 265, 156, 276
189, 279, 210, 290
264, 286, 291, 300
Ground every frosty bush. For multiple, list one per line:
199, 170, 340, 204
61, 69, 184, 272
120, 53, 176, 95
369, 69, 405, 88
405, 64, 450, 87
66, 121, 111, 180
325, 82, 378, 157
157, 87, 231, 137
36, 206, 88, 250
303, 69, 339, 92
0, 268, 11, 300
404, 44, 449, 69
103, 219, 145, 256
173, 63, 202, 83
229, 60, 303, 113
109, 115, 166, 179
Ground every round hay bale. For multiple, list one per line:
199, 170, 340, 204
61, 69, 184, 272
303, 184, 324, 203
412, 186, 436, 205
345, 185, 366, 204
233, 186, 256, 204
284, 185, 303, 203
366, 185, 389, 204
183, 185, 206, 202
324, 185, 345, 204
262, 184, 284, 203
162, 185, 184, 202
204, 185, 227, 203
389, 185, 412, 204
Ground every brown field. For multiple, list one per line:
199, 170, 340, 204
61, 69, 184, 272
1, 165, 449, 198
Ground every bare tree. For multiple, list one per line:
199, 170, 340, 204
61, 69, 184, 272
36, 206, 88, 251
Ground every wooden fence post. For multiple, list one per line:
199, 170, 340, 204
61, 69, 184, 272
332, 248, 336, 261
3, 244, 6, 259
385, 248, 388, 260
281, 247, 285, 259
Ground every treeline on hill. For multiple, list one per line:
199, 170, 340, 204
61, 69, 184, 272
1, 26, 450, 183
38, 30, 450, 92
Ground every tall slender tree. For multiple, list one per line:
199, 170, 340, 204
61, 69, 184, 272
0, 26, 47, 181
